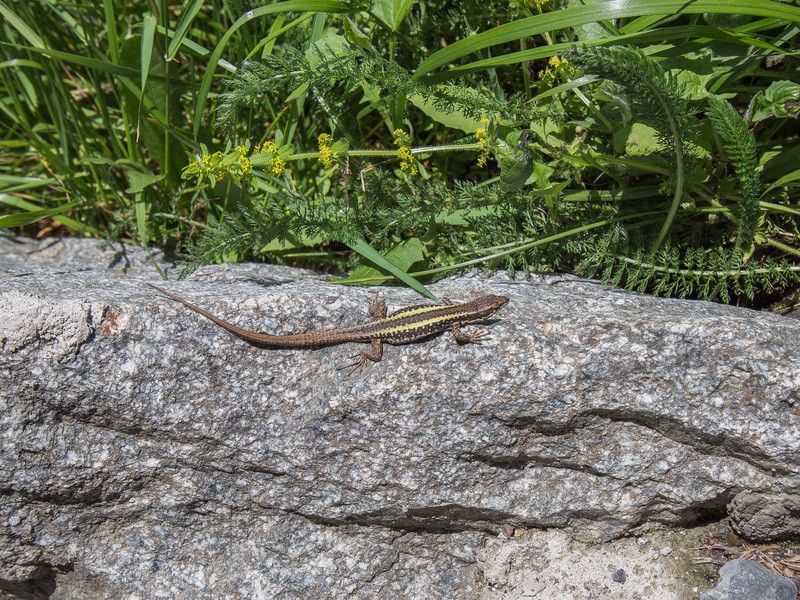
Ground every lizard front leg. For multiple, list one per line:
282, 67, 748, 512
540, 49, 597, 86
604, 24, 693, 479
367, 295, 387, 320
451, 323, 490, 345
338, 339, 383, 375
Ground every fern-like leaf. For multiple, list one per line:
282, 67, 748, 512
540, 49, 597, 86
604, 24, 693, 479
569, 46, 699, 250
706, 95, 761, 258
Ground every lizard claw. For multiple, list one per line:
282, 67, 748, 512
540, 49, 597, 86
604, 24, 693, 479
337, 352, 368, 376
465, 330, 490, 344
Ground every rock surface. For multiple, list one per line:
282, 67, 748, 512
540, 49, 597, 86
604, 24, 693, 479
2, 234, 800, 598
729, 491, 800, 543
700, 559, 797, 600
476, 528, 703, 599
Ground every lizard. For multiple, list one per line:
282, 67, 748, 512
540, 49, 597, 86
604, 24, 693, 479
146, 283, 509, 374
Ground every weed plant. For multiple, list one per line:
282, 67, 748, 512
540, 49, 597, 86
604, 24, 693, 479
1, 0, 798, 303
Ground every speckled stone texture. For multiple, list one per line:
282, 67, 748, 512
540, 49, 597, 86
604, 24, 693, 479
700, 559, 798, 600
728, 491, 800, 543
1, 235, 799, 599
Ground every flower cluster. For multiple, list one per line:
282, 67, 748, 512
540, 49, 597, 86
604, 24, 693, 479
393, 129, 418, 176
537, 55, 575, 87
253, 140, 285, 176
183, 139, 290, 185
183, 146, 231, 185
475, 117, 492, 168
235, 145, 252, 179
317, 133, 338, 168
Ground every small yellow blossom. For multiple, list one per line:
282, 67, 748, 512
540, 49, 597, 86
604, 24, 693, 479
259, 140, 279, 154
271, 157, 286, 176
317, 133, 337, 168
393, 129, 418, 175
238, 155, 252, 176
538, 55, 573, 87
475, 118, 493, 168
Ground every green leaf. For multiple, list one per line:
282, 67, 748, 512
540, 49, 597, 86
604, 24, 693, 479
0, 196, 97, 234
118, 35, 185, 178
306, 31, 349, 68
0, 0, 44, 48
0, 200, 78, 228
193, 0, 354, 140
167, 0, 204, 59
752, 80, 800, 121
337, 237, 435, 299
498, 131, 535, 193
615, 123, 663, 156
407, 93, 483, 133
140, 14, 156, 95
343, 16, 373, 50
122, 166, 163, 194
414, 0, 800, 79
371, 0, 417, 32
133, 191, 148, 246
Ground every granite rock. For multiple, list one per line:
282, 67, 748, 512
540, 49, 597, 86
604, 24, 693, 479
476, 529, 701, 599
2, 235, 799, 598
729, 491, 800, 543
700, 559, 797, 600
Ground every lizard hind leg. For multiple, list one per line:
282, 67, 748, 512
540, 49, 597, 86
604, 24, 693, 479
337, 339, 384, 375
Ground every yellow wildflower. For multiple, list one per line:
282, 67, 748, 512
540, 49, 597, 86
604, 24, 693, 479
393, 129, 418, 175
271, 157, 286, 176
475, 118, 493, 168
318, 133, 337, 168
259, 140, 279, 154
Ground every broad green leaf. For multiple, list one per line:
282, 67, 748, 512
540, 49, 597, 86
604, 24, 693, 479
371, 0, 417, 32
615, 123, 663, 156
752, 80, 800, 121
343, 16, 373, 50
122, 167, 163, 194
306, 31, 349, 68
407, 93, 483, 133
500, 152, 533, 193
498, 130, 536, 192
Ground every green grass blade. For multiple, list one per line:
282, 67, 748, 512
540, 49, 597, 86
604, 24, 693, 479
1, 43, 144, 79
103, 0, 119, 62
0, 0, 44, 48
0, 200, 78, 228
167, 0, 205, 60
442, 23, 792, 80
414, 0, 800, 79
140, 14, 157, 95
343, 237, 436, 299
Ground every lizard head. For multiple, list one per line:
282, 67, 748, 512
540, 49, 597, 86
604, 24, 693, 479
465, 294, 509, 319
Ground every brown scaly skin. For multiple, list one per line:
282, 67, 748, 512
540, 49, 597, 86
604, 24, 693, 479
146, 283, 509, 374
